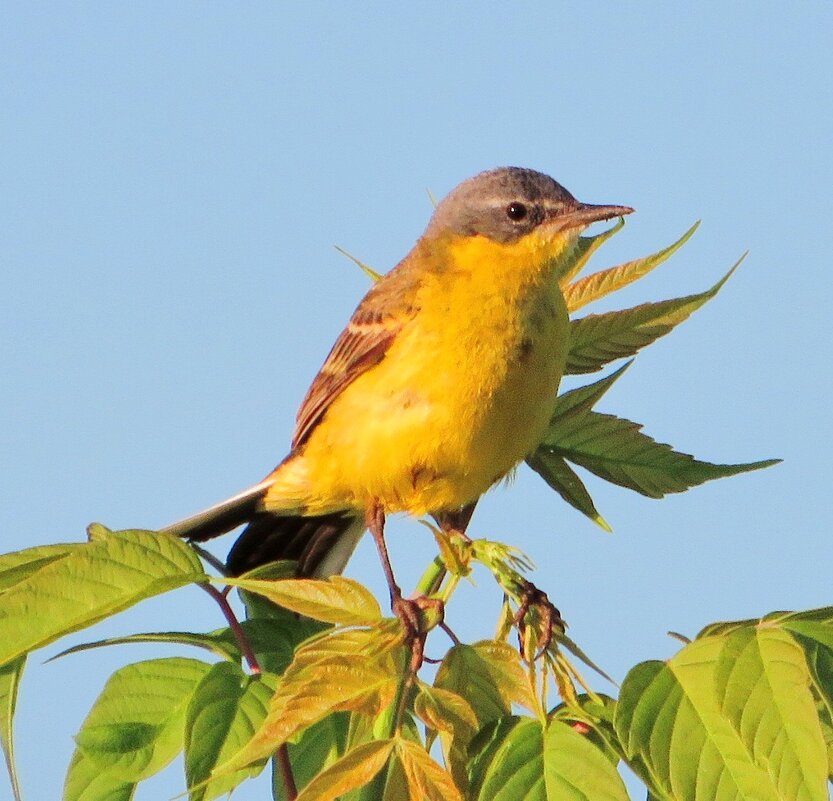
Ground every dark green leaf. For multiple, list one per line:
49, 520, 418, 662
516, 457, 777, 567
466, 716, 627, 801
547, 362, 632, 426
184, 662, 275, 801
526, 452, 609, 530
273, 713, 349, 801
565, 260, 741, 375
539, 409, 779, 499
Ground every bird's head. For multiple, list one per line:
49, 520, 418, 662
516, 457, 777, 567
424, 167, 632, 265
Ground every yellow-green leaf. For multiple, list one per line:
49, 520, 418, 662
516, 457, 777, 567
414, 683, 478, 790
414, 684, 478, 739
435, 642, 536, 727
218, 653, 399, 771
0, 655, 24, 801
556, 217, 625, 285
293, 620, 404, 669
63, 750, 134, 801
70, 657, 211, 784
227, 576, 382, 626
563, 221, 699, 312
714, 627, 828, 795
615, 632, 828, 801
565, 258, 742, 375
0, 543, 79, 592
397, 737, 463, 801
0, 530, 206, 667
293, 739, 395, 801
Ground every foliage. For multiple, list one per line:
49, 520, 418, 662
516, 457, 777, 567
0, 221, 810, 801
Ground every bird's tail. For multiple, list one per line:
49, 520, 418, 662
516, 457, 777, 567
158, 479, 364, 577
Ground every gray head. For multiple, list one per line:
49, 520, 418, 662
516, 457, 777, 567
425, 167, 632, 244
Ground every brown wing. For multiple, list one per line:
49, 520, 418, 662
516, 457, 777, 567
291, 260, 422, 449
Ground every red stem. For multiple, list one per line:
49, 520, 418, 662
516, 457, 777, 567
276, 743, 298, 800
199, 583, 261, 675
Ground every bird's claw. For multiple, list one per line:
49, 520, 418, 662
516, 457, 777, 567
392, 594, 444, 671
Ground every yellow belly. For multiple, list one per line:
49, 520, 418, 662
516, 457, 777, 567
264, 244, 570, 517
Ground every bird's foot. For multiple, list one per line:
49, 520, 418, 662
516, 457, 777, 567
391, 593, 444, 671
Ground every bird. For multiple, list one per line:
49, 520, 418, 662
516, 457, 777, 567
160, 167, 631, 608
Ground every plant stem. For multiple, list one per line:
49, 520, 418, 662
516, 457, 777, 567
414, 556, 447, 597
200, 582, 261, 674
275, 744, 298, 800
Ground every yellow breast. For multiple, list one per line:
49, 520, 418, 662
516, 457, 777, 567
266, 232, 572, 517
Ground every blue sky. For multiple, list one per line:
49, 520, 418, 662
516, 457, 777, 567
2, 4, 831, 799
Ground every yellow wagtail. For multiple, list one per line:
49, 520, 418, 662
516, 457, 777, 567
161, 167, 631, 608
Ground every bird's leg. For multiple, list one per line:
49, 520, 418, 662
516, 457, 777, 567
434, 501, 477, 540
514, 580, 565, 660
365, 501, 443, 670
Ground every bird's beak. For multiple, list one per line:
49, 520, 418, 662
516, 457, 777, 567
555, 202, 634, 232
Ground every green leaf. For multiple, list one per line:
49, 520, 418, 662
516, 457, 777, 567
556, 217, 625, 285
434, 642, 534, 728
0, 543, 79, 592
526, 364, 632, 527
63, 750, 134, 801
780, 609, 833, 654
227, 576, 382, 626
565, 259, 742, 375
526, 452, 609, 531
272, 713, 349, 801
49, 617, 306, 672
549, 693, 622, 766
335, 245, 383, 282
538, 409, 779, 499
70, 657, 211, 783
184, 662, 275, 801
293, 739, 395, 801
547, 362, 632, 426
0, 530, 206, 666
466, 716, 526, 801
714, 628, 828, 792
563, 221, 700, 312
615, 632, 829, 801
802, 638, 833, 728
543, 720, 630, 801
467, 717, 628, 801
50, 630, 243, 663
0, 655, 24, 801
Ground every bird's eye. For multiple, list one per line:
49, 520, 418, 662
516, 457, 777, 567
506, 202, 528, 221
